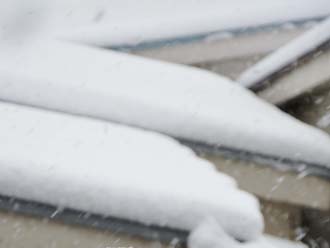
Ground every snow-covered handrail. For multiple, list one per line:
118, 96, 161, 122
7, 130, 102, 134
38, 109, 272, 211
238, 17, 330, 89
0, 101, 263, 242
1, 39, 330, 167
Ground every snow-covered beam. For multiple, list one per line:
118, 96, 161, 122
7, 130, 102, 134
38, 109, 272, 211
238, 17, 330, 88
0, 101, 262, 242
1, 39, 330, 168
258, 47, 330, 104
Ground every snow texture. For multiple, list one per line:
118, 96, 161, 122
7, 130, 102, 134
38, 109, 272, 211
1, 0, 330, 47
238, 17, 330, 88
0, 101, 263, 241
188, 218, 306, 248
1, 39, 330, 166
317, 111, 330, 128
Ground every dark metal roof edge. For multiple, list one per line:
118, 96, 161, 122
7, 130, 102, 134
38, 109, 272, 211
0, 194, 188, 246
109, 16, 328, 52
180, 139, 330, 180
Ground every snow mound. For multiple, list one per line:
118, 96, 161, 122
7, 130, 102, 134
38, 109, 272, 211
1, 39, 330, 166
188, 218, 306, 248
0, 101, 263, 241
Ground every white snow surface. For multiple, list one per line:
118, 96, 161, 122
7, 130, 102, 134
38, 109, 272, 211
1, 39, 330, 166
1, 0, 330, 47
266, 236, 307, 248
317, 112, 330, 129
238, 17, 330, 88
188, 219, 306, 248
0, 101, 263, 241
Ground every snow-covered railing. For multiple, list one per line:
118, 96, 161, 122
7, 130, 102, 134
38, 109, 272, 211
0, 101, 309, 247
238, 17, 330, 89
0, 101, 263, 243
0, 2, 327, 246
1, 39, 330, 168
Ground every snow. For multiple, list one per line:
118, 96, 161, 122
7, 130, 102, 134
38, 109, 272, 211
0, 1, 327, 245
1, 39, 330, 166
317, 112, 330, 128
1, 0, 330, 47
238, 17, 330, 88
188, 218, 306, 248
265, 236, 307, 248
0, 101, 263, 241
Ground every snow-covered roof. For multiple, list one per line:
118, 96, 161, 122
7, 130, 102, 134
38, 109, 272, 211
238, 17, 330, 89
0, 101, 262, 242
1, 39, 330, 167
1, 0, 330, 48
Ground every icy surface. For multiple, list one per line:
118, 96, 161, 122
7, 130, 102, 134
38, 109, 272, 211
1, 39, 330, 166
188, 219, 306, 248
238, 17, 330, 88
0, 102, 263, 241
1, 0, 330, 47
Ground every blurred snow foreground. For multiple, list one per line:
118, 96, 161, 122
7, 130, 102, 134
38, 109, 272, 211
0, 0, 325, 247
